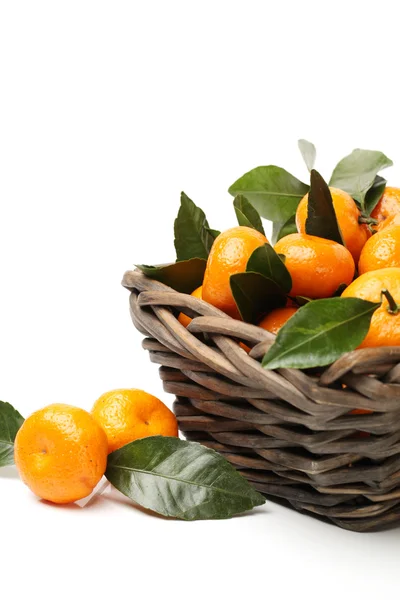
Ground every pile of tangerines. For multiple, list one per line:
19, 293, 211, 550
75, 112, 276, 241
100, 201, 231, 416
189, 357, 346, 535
178, 186, 400, 348
13, 389, 178, 504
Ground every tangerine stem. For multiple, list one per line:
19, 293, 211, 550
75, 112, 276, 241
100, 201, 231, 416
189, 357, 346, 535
381, 289, 400, 314
359, 216, 378, 225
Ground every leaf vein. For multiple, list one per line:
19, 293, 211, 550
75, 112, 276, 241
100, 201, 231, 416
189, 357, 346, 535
265, 306, 376, 365
109, 465, 249, 499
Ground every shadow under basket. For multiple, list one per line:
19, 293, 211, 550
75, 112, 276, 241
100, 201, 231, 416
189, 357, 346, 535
122, 269, 400, 532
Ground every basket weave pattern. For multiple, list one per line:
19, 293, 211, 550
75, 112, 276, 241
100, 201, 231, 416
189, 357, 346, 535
123, 270, 400, 532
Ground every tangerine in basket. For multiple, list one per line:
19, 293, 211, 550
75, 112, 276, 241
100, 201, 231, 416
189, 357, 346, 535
14, 404, 108, 504
202, 226, 269, 319
296, 187, 369, 263
239, 307, 298, 353
258, 306, 298, 335
92, 389, 178, 453
341, 267, 400, 348
371, 186, 400, 229
358, 225, 400, 274
274, 233, 355, 299
178, 285, 203, 328
377, 212, 400, 231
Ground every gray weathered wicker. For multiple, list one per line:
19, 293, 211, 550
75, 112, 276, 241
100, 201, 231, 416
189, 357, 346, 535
123, 269, 400, 532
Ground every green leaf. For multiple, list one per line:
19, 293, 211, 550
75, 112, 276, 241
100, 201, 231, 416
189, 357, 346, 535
298, 139, 316, 171
230, 272, 286, 324
363, 175, 386, 217
0, 401, 24, 467
329, 149, 392, 211
271, 215, 297, 245
228, 166, 309, 222
262, 297, 379, 370
174, 192, 215, 261
233, 195, 265, 235
205, 227, 220, 240
332, 283, 348, 297
105, 436, 265, 520
294, 296, 312, 307
136, 258, 206, 294
246, 244, 292, 294
305, 170, 344, 245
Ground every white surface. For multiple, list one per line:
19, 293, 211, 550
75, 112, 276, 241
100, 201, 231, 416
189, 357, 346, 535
1, 2, 400, 598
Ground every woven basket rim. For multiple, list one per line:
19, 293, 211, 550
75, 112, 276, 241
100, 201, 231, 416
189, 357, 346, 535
122, 268, 400, 376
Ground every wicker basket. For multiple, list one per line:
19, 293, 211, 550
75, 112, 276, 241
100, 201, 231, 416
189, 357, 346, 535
123, 269, 400, 532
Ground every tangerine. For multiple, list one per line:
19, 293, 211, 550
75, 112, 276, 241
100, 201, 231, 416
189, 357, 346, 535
258, 307, 298, 335
358, 226, 400, 274
202, 226, 269, 319
341, 267, 400, 348
274, 233, 355, 299
92, 389, 178, 453
371, 186, 400, 228
14, 404, 108, 504
296, 187, 369, 263
178, 285, 203, 328
377, 212, 400, 231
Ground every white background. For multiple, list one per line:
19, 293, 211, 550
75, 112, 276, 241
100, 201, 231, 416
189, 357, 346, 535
1, 1, 400, 598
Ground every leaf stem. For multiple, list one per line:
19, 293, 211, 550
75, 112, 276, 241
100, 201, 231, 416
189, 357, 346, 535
381, 289, 400, 314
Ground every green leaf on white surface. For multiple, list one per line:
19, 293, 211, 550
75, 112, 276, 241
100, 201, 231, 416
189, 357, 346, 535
0, 401, 24, 467
298, 139, 316, 171
105, 436, 265, 520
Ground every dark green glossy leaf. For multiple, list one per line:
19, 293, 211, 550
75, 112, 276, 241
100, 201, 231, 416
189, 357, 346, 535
205, 227, 220, 240
174, 192, 215, 261
246, 244, 292, 294
305, 170, 344, 245
294, 296, 312, 306
332, 283, 348, 297
298, 139, 316, 172
105, 436, 265, 520
228, 166, 309, 222
329, 149, 392, 211
363, 175, 386, 217
230, 272, 286, 324
233, 195, 265, 235
262, 297, 379, 370
271, 215, 297, 245
136, 258, 206, 294
0, 401, 24, 467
